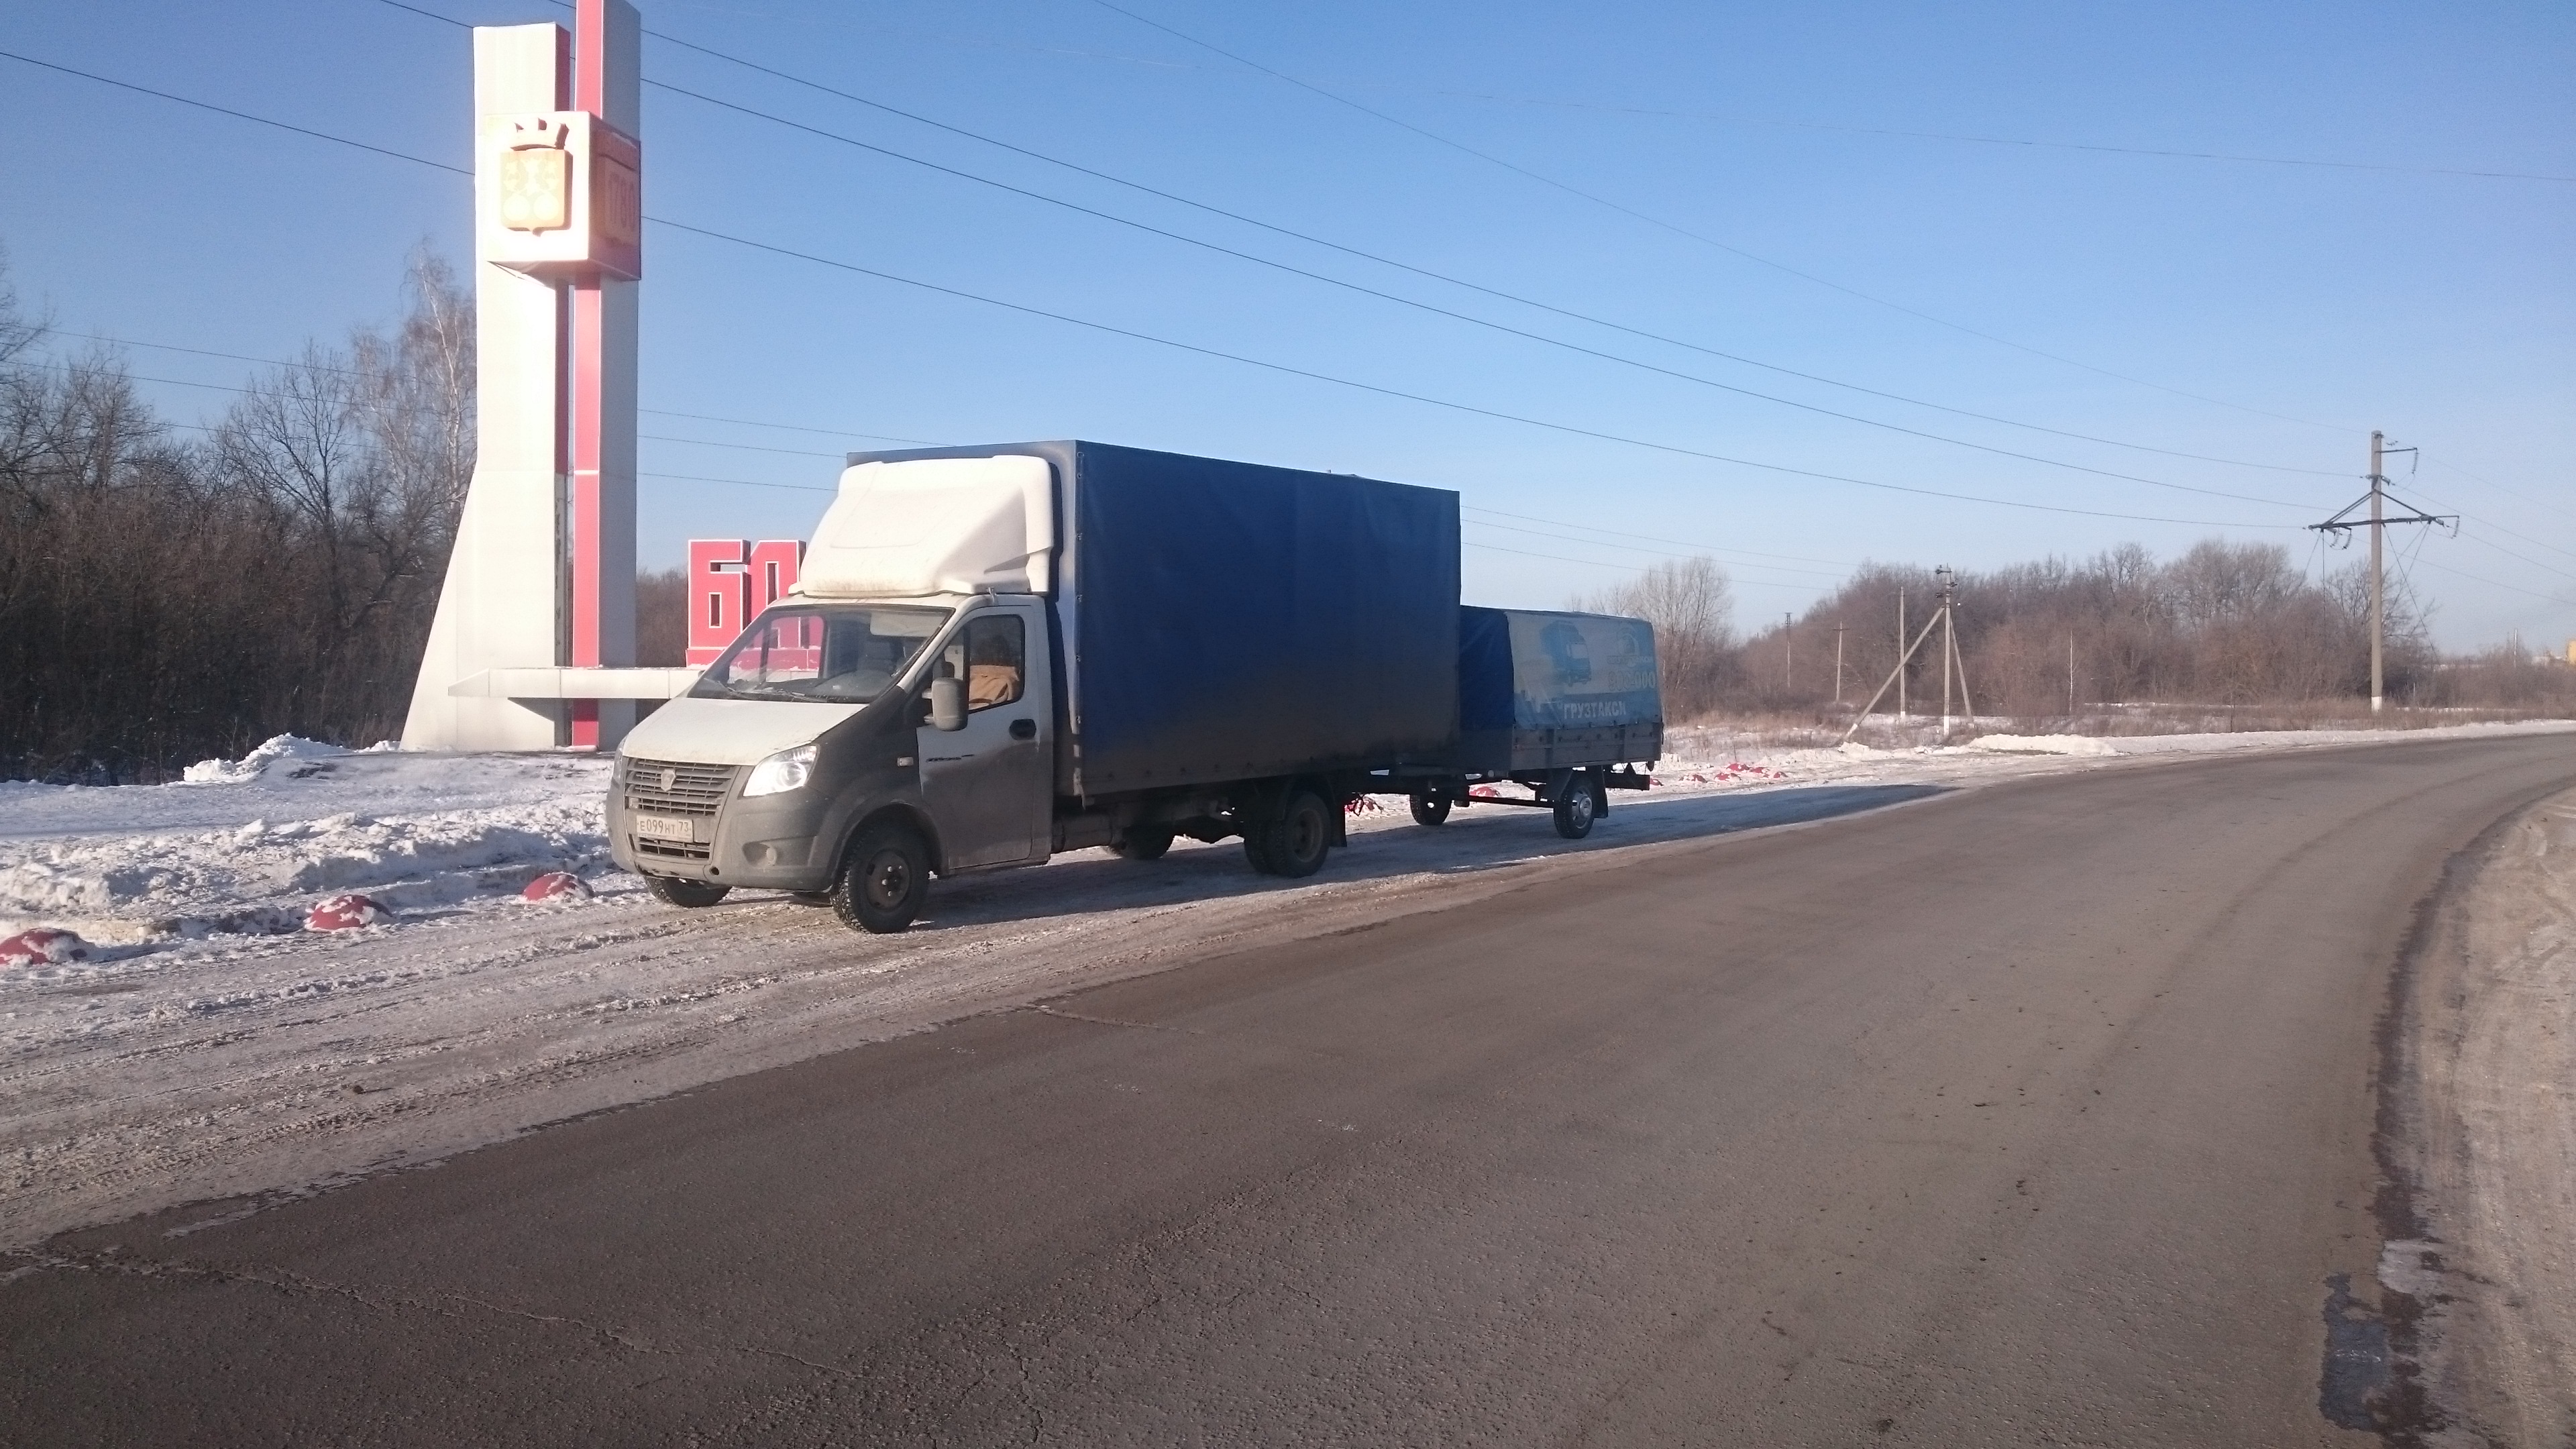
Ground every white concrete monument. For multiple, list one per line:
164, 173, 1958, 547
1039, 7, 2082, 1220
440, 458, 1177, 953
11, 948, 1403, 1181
403, 0, 695, 751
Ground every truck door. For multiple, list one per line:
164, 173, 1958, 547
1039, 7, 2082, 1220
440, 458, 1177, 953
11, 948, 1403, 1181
918, 604, 1052, 870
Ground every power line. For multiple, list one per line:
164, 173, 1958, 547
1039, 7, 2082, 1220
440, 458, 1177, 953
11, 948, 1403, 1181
1462, 538, 1830, 592
2406, 555, 2571, 603
2420, 453, 2576, 529
19, 347, 1855, 580
646, 79, 2316, 509
0, 49, 469, 176
649, 215, 2309, 530
1082, 0, 2365, 436
48, 329, 939, 446
1461, 510, 1850, 576
449, 1, 2573, 186
0, 43, 2311, 531
1463, 510, 1844, 572
1384, 86, 2576, 186
561, 2, 2351, 478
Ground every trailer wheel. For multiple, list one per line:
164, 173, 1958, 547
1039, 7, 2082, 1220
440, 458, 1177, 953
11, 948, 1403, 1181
1110, 826, 1175, 861
832, 821, 930, 934
1247, 789, 1333, 878
1552, 780, 1598, 839
647, 875, 730, 908
1408, 791, 1452, 827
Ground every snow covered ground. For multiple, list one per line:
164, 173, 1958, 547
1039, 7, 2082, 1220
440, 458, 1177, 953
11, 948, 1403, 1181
3, 718, 2569, 1248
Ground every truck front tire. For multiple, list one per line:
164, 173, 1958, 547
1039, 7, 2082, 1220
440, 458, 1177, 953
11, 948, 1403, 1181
833, 821, 930, 934
1248, 789, 1333, 878
647, 876, 731, 908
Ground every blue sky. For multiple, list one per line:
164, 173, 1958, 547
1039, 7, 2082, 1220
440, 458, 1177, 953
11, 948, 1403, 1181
3, 0, 2569, 648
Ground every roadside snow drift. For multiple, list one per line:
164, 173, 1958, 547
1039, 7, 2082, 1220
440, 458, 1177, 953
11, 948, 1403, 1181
0, 717, 2567, 1248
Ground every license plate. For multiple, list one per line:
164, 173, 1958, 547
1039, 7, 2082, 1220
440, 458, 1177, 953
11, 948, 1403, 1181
632, 814, 696, 843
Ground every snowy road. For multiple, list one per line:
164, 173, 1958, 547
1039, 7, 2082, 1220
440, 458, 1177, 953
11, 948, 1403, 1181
3, 721, 2569, 1250
4, 731, 2571, 1444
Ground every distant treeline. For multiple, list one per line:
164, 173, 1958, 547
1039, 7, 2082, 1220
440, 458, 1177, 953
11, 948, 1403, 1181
1, 251, 474, 781
1589, 547, 2571, 725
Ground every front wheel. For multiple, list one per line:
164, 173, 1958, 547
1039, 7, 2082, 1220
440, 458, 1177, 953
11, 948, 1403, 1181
1250, 790, 1333, 878
1552, 779, 1598, 839
647, 875, 730, 908
832, 821, 931, 934
1409, 791, 1452, 827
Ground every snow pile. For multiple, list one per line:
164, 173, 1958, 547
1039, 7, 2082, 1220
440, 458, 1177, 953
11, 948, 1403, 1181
181, 734, 349, 784
0, 797, 609, 922
1967, 734, 2119, 757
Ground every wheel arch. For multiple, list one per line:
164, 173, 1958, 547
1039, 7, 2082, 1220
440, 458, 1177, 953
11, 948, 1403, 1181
837, 802, 945, 877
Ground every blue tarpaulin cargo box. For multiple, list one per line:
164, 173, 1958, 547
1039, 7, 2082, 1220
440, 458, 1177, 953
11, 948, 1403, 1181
846, 441, 1462, 797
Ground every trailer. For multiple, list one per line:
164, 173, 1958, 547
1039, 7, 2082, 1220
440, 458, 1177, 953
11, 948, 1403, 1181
1395, 606, 1664, 839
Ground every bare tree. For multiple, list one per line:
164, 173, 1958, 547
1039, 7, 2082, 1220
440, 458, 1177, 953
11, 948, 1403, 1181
1576, 556, 1736, 719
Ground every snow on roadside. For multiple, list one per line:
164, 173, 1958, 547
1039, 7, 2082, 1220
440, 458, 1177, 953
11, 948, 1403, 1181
178, 733, 366, 785
1968, 734, 2120, 757
1, 740, 618, 965
0, 714, 2568, 1248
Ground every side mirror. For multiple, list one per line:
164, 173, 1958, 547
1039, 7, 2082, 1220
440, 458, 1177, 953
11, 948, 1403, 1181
928, 674, 967, 732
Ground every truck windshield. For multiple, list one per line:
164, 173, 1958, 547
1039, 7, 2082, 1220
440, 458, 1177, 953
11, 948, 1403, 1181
693, 605, 949, 702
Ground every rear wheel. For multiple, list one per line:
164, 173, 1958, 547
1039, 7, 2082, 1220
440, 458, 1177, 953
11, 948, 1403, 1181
1250, 790, 1333, 878
1408, 790, 1452, 827
1552, 777, 1598, 839
832, 821, 931, 934
1110, 826, 1175, 861
647, 875, 730, 908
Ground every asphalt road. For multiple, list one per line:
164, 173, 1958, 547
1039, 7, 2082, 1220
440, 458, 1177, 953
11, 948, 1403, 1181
7, 735, 2571, 1446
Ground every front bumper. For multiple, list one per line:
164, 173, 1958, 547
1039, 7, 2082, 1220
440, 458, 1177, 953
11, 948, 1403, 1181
610, 755, 841, 892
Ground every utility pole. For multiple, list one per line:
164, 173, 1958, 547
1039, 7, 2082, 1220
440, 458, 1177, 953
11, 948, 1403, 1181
1896, 589, 1907, 720
1784, 612, 1793, 691
1841, 567, 1976, 745
2068, 631, 2076, 718
2310, 431, 2449, 717
1833, 622, 1847, 705
1937, 565, 1957, 734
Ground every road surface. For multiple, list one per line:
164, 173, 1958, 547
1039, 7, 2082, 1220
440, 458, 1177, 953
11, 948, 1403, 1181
6, 734, 2569, 1446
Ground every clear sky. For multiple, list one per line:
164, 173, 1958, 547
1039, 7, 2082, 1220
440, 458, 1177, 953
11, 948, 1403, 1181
3, 0, 2569, 648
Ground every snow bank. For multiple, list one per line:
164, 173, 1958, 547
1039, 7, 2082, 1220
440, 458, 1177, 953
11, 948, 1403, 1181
181, 734, 348, 784
1968, 734, 2119, 757
0, 798, 609, 923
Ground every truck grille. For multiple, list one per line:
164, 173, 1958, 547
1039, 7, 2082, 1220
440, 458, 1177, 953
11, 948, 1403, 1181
623, 757, 734, 861
622, 757, 736, 815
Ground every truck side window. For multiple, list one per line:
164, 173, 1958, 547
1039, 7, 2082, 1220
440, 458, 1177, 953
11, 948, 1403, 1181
956, 615, 1024, 711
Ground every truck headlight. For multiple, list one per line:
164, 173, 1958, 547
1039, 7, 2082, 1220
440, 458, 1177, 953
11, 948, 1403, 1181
742, 743, 816, 797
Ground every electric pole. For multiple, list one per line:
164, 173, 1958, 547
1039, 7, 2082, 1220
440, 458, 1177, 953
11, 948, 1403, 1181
2310, 431, 2450, 716
1896, 588, 1907, 720
1841, 567, 1976, 745
1936, 566, 1957, 733
1833, 622, 1847, 706
1784, 612, 1793, 692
